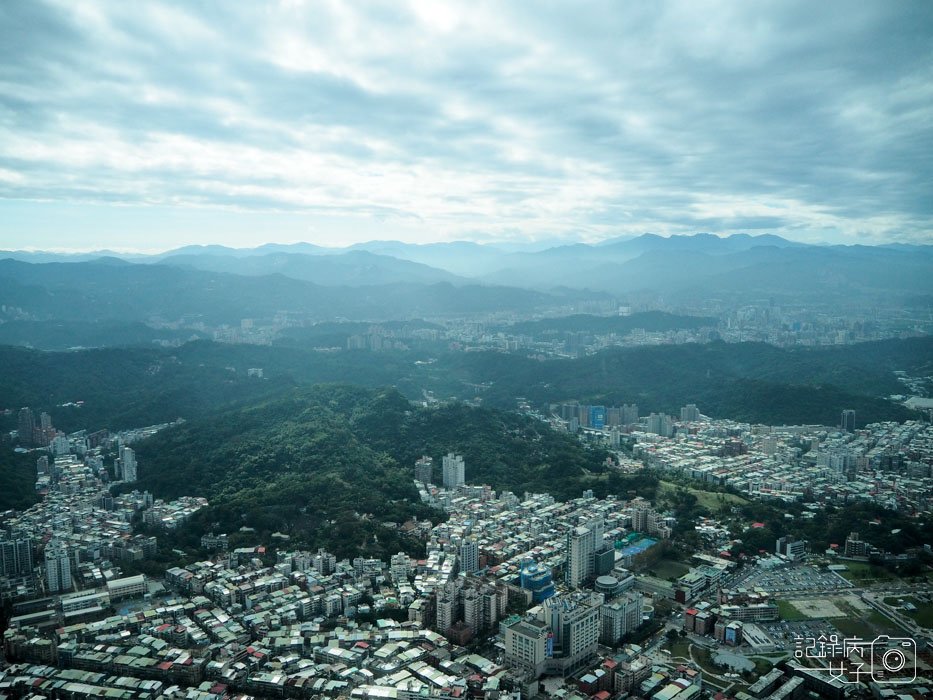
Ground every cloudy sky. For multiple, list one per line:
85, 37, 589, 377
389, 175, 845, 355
1, 0, 931, 251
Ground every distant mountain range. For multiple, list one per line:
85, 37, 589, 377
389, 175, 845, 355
159, 249, 465, 286
1, 234, 931, 331
0, 257, 557, 326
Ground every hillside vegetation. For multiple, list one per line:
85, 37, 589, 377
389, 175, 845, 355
2, 337, 928, 436
132, 385, 631, 558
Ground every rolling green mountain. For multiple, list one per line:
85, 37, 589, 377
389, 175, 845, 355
0, 320, 207, 351
1, 336, 927, 438
132, 385, 621, 558
0, 344, 298, 434
440, 338, 930, 426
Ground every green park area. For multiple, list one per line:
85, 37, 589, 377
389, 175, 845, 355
658, 480, 748, 512
776, 595, 905, 639
832, 600, 903, 639
668, 639, 691, 660
650, 557, 691, 581
883, 596, 933, 629
776, 600, 807, 621
835, 560, 896, 583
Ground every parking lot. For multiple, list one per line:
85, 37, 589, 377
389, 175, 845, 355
740, 564, 851, 594
762, 620, 839, 653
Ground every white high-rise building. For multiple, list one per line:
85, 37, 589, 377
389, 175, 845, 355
463, 583, 502, 635
565, 526, 596, 588
50, 435, 70, 456
565, 518, 603, 588
390, 552, 410, 582
680, 404, 700, 422
503, 616, 550, 677
646, 413, 673, 437
600, 592, 643, 644
442, 453, 465, 489
539, 593, 602, 676
45, 539, 72, 593
121, 447, 137, 482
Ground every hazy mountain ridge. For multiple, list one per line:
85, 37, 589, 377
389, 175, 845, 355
0, 258, 556, 325
4, 233, 930, 318
158, 249, 466, 286
483, 243, 933, 298
0, 233, 933, 304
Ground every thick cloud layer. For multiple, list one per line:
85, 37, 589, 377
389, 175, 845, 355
1, 0, 931, 249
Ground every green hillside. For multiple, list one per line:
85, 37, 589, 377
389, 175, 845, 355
131, 385, 626, 558
1, 336, 928, 439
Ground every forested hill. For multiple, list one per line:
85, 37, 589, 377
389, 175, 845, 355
2, 337, 930, 436
440, 337, 931, 426
132, 385, 626, 558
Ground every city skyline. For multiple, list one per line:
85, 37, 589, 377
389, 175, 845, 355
2, 1, 932, 251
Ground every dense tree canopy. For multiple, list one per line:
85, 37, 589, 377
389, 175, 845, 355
132, 385, 629, 558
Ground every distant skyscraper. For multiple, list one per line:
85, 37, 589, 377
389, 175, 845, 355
589, 406, 606, 429
51, 435, 70, 456
44, 539, 72, 593
680, 404, 700, 422
121, 447, 137, 482
17, 408, 35, 447
606, 406, 621, 426
442, 453, 465, 489
621, 403, 639, 426
37, 411, 54, 445
36, 455, 49, 476
459, 538, 479, 574
632, 505, 649, 533
841, 409, 856, 432
0, 534, 34, 577
414, 455, 434, 485
540, 593, 602, 675
646, 413, 673, 437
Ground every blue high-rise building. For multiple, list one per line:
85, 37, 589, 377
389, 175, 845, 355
519, 560, 555, 602
589, 406, 606, 430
